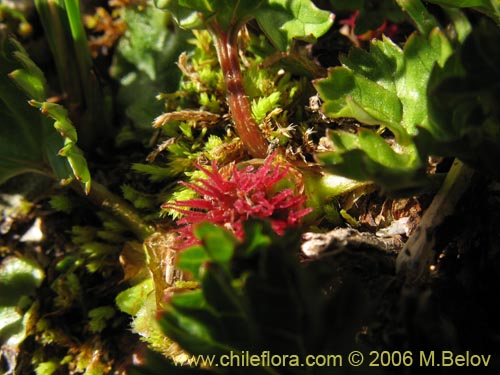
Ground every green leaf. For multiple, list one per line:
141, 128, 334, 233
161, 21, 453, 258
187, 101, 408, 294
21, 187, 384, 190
395, 0, 440, 35
32, 101, 78, 142
177, 223, 238, 279
8, 49, 47, 101
200, 263, 256, 349
316, 29, 452, 140
30, 100, 91, 194
0, 33, 90, 193
155, 0, 334, 51
314, 27, 453, 192
116, 279, 154, 316
195, 223, 237, 266
161, 286, 236, 355
59, 144, 91, 189
154, 0, 207, 29
177, 245, 207, 279
418, 18, 500, 179
316, 130, 427, 192
154, 221, 366, 370
111, 4, 191, 130
159, 254, 248, 357
254, 0, 334, 51
425, 0, 500, 26
317, 66, 404, 138
0, 36, 46, 184
34, 0, 112, 148
0, 256, 44, 307
87, 306, 116, 333
0, 256, 44, 351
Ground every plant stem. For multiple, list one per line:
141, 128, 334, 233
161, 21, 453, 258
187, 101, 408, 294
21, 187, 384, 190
396, 159, 475, 283
209, 21, 269, 158
71, 180, 154, 241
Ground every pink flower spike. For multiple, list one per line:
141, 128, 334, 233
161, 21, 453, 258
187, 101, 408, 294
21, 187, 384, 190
166, 152, 311, 249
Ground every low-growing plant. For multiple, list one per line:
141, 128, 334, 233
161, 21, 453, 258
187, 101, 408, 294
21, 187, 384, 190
1, 0, 500, 374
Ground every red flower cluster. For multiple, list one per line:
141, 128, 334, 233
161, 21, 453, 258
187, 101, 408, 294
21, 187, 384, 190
163, 153, 312, 249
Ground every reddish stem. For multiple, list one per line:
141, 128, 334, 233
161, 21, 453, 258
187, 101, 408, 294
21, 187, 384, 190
209, 22, 269, 158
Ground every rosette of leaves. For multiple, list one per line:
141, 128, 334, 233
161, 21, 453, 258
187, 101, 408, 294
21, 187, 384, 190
0, 33, 91, 193
314, 21, 452, 192
315, 1, 500, 192
131, 221, 368, 374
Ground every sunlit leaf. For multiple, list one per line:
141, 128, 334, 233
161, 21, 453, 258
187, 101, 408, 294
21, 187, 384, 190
155, 0, 334, 51
8, 49, 47, 101
314, 27, 453, 192
30, 100, 91, 194
34, 0, 112, 148
254, 0, 335, 51
116, 279, 154, 316
0, 33, 91, 193
316, 28, 452, 140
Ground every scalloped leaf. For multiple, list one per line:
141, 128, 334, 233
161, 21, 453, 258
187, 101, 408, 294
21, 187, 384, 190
155, 0, 333, 51
316, 130, 428, 192
254, 0, 335, 51
34, 0, 112, 149
313, 27, 453, 192
0, 34, 90, 193
32, 101, 78, 142
315, 28, 452, 141
26, 100, 91, 194
111, 4, 192, 131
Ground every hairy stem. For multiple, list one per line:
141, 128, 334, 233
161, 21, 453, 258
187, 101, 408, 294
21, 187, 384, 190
209, 22, 269, 158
